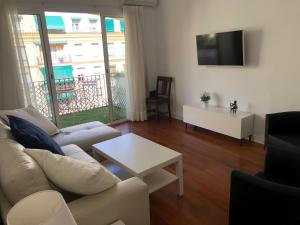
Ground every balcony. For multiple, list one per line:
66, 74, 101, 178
30, 74, 127, 128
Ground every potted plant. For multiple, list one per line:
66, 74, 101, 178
200, 92, 211, 107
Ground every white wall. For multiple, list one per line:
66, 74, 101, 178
144, 0, 300, 143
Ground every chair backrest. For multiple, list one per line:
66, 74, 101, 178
265, 111, 300, 147
229, 170, 300, 225
156, 76, 172, 98
266, 111, 300, 135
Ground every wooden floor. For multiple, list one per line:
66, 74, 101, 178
114, 117, 265, 225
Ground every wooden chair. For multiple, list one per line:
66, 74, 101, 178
147, 76, 172, 119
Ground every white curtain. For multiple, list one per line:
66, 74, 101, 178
123, 5, 147, 122
0, 1, 33, 110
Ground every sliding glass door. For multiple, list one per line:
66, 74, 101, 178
18, 14, 56, 122
18, 11, 127, 128
44, 12, 110, 127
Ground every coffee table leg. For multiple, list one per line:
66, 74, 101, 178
92, 148, 107, 163
175, 157, 184, 196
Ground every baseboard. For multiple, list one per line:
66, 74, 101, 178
253, 137, 264, 145
171, 113, 183, 121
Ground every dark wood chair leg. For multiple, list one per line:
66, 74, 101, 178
168, 101, 171, 118
156, 103, 159, 120
249, 135, 252, 142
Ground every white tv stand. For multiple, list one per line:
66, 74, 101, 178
183, 102, 254, 143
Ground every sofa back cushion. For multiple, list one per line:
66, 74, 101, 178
0, 105, 59, 136
0, 139, 52, 205
25, 149, 120, 195
0, 118, 13, 139
8, 116, 64, 155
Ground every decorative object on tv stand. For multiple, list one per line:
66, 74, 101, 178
230, 100, 238, 114
7, 190, 78, 225
200, 92, 211, 107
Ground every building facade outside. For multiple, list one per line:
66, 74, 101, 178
19, 12, 127, 126
19, 12, 125, 82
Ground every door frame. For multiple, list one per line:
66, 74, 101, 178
100, 16, 114, 124
101, 15, 128, 125
38, 13, 61, 127
17, 12, 60, 125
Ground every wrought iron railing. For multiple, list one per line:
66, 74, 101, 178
30, 74, 127, 122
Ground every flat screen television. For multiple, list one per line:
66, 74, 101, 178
196, 30, 244, 66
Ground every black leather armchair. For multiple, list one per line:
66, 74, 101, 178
229, 146, 300, 225
265, 112, 300, 151
229, 170, 300, 225
257, 146, 300, 187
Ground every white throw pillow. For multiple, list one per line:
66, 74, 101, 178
0, 105, 59, 136
0, 139, 52, 205
25, 149, 120, 195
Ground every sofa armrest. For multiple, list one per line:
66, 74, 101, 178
67, 178, 150, 225
264, 146, 300, 187
0, 188, 12, 225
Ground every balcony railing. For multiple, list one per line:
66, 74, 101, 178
30, 74, 127, 126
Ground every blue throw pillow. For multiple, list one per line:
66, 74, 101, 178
8, 115, 64, 155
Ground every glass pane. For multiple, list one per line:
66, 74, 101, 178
45, 12, 109, 128
106, 17, 127, 121
18, 14, 54, 121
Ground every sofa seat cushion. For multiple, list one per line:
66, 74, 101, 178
61, 144, 98, 164
0, 139, 51, 205
61, 121, 105, 133
255, 171, 295, 187
53, 122, 121, 152
272, 133, 300, 146
269, 134, 300, 151
25, 149, 120, 195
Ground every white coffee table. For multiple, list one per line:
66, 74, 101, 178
92, 133, 184, 196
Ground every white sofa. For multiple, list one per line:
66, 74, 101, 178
0, 115, 150, 225
0, 140, 151, 225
